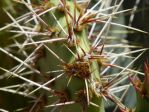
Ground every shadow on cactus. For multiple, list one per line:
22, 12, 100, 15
0, 0, 149, 112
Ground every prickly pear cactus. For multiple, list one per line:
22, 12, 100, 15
0, 0, 149, 112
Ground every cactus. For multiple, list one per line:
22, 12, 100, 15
0, 0, 149, 112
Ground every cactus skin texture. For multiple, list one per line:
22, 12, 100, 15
37, 0, 104, 112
